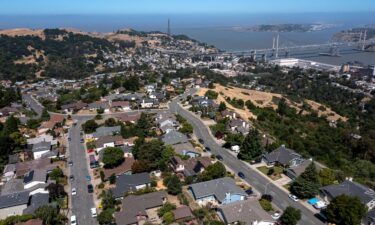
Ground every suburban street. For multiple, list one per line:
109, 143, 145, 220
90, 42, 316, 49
68, 118, 98, 225
169, 89, 325, 225
22, 94, 45, 117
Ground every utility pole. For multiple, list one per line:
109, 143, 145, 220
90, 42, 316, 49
275, 34, 279, 59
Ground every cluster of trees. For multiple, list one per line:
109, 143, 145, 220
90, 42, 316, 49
102, 147, 124, 168
238, 129, 264, 161
204, 90, 218, 99
0, 86, 20, 108
97, 190, 118, 224
290, 163, 321, 199
175, 114, 193, 135
82, 119, 99, 134
0, 116, 26, 173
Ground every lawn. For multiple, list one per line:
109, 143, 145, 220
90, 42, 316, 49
257, 166, 284, 180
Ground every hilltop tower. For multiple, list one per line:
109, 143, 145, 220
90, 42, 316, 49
167, 18, 171, 36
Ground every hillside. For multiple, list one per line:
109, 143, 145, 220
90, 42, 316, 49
197, 84, 346, 122
0, 28, 206, 81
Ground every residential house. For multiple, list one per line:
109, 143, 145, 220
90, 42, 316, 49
173, 142, 200, 158
162, 130, 189, 145
365, 210, 375, 225
27, 134, 57, 146
228, 119, 250, 135
221, 110, 240, 120
95, 135, 124, 152
23, 170, 47, 190
285, 159, 319, 180
158, 117, 179, 134
320, 180, 375, 211
31, 141, 52, 159
217, 198, 275, 225
15, 158, 55, 177
189, 177, 248, 206
112, 172, 151, 199
116, 113, 140, 124
89, 126, 121, 139
263, 145, 304, 168
191, 96, 216, 108
61, 102, 88, 113
170, 156, 212, 177
124, 93, 144, 102
114, 191, 167, 225
2, 164, 16, 182
23, 193, 49, 214
0, 191, 30, 219
140, 98, 159, 108
173, 206, 194, 223
0, 107, 18, 117
15, 219, 43, 225
88, 102, 110, 113
103, 157, 135, 179
111, 101, 131, 111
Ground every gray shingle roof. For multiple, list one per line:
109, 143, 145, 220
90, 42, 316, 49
92, 126, 121, 138
217, 198, 274, 224
23, 193, 49, 214
0, 191, 29, 209
114, 191, 167, 225
23, 169, 46, 184
320, 180, 375, 205
162, 131, 188, 145
112, 172, 151, 198
263, 145, 302, 166
189, 177, 247, 203
32, 141, 51, 153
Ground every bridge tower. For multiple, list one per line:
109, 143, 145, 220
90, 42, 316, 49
167, 18, 171, 36
275, 34, 280, 59
362, 30, 367, 51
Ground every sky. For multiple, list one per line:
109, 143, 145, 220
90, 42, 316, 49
1, 0, 375, 15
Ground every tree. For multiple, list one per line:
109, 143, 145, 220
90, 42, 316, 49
49, 167, 64, 181
102, 147, 124, 168
132, 139, 165, 170
97, 209, 114, 225
104, 118, 117, 127
131, 160, 151, 173
238, 129, 263, 161
123, 76, 140, 92
318, 168, 336, 186
46, 183, 67, 200
100, 190, 117, 210
259, 198, 273, 211
179, 122, 193, 134
41, 109, 50, 121
4, 115, 19, 135
290, 163, 321, 198
135, 113, 154, 137
158, 202, 176, 217
326, 195, 367, 225
35, 205, 65, 225
279, 206, 301, 225
109, 174, 116, 184
198, 162, 226, 181
218, 101, 227, 112
82, 119, 98, 134
164, 175, 182, 195
162, 212, 175, 224
204, 90, 218, 99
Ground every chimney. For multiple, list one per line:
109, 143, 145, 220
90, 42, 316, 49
233, 112, 236, 119
242, 121, 246, 128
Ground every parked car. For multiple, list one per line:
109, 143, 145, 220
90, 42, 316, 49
87, 184, 94, 193
68, 137, 71, 141
205, 146, 211, 151
216, 155, 223, 161
70, 215, 77, 225
198, 138, 204, 144
80, 139, 84, 143
271, 211, 281, 220
85, 175, 91, 181
72, 188, 77, 196
69, 175, 74, 181
87, 149, 95, 153
289, 194, 299, 202
91, 208, 97, 218
68, 161, 73, 166
238, 171, 246, 179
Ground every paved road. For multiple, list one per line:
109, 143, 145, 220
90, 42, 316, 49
68, 119, 98, 225
169, 90, 325, 225
22, 94, 44, 117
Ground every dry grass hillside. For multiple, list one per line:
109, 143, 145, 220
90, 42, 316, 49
197, 84, 347, 122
